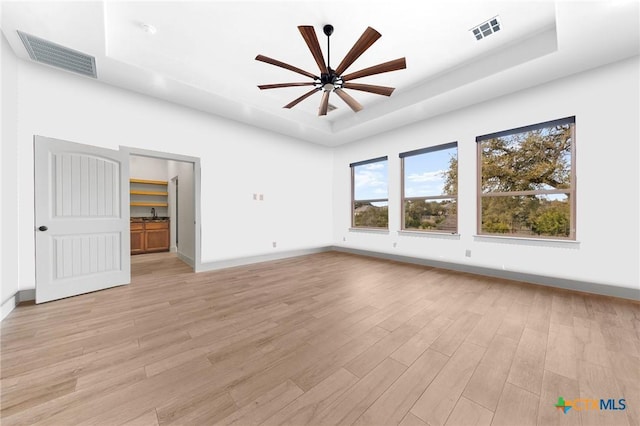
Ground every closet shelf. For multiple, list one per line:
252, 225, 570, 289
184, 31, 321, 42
129, 178, 168, 186
130, 190, 168, 196
131, 202, 168, 207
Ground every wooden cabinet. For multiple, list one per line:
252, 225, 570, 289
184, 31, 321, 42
144, 221, 170, 253
130, 220, 169, 255
130, 222, 146, 255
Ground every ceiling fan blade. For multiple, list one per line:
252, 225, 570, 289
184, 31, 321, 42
258, 82, 316, 90
335, 89, 363, 112
319, 91, 330, 116
283, 88, 319, 109
342, 57, 407, 82
255, 54, 318, 80
298, 26, 329, 75
343, 83, 395, 96
334, 27, 381, 76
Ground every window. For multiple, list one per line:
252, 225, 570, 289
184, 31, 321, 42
400, 142, 458, 233
477, 116, 576, 239
351, 157, 388, 228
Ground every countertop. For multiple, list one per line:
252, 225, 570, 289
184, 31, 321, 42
131, 217, 170, 223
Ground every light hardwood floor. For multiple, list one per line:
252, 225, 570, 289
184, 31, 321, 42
1, 251, 639, 425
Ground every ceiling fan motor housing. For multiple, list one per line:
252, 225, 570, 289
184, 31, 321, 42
319, 68, 342, 91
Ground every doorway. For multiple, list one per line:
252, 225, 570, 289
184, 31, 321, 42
124, 147, 201, 271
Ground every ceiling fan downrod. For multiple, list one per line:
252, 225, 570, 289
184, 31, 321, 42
321, 24, 339, 92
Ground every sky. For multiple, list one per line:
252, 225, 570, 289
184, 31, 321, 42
353, 146, 457, 201
404, 147, 456, 198
354, 161, 388, 201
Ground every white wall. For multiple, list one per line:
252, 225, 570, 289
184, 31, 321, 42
333, 56, 640, 292
168, 160, 195, 264
3, 35, 637, 301
130, 155, 169, 181
1, 33, 21, 314
8, 51, 333, 293
130, 155, 170, 218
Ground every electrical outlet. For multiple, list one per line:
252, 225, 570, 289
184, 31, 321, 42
343, 236, 346, 242
465, 249, 471, 257
393, 242, 397, 248
272, 241, 277, 248
253, 193, 257, 200
259, 194, 264, 201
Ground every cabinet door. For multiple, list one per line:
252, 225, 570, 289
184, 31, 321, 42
130, 229, 145, 254
144, 222, 169, 252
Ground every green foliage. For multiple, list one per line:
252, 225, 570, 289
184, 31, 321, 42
531, 203, 570, 236
404, 200, 457, 231
354, 202, 388, 228
441, 124, 573, 238
481, 126, 572, 192
479, 194, 571, 237
443, 156, 458, 196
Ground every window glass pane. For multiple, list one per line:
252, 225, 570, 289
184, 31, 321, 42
404, 199, 457, 232
354, 201, 388, 228
481, 124, 572, 193
481, 194, 570, 237
404, 146, 457, 197
354, 160, 388, 200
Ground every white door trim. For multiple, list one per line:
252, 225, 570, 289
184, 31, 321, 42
121, 146, 202, 272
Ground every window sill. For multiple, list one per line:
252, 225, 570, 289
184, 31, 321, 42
398, 230, 461, 240
473, 234, 580, 248
349, 227, 389, 235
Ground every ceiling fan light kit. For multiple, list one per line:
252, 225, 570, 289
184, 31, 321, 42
256, 24, 406, 116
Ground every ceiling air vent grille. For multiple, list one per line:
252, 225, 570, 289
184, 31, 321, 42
471, 16, 501, 41
17, 31, 97, 78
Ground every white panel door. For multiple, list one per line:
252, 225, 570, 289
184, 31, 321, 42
34, 136, 130, 303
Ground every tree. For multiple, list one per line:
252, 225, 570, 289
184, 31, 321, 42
443, 124, 572, 237
531, 203, 570, 236
481, 126, 571, 193
443, 156, 458, 196
354, 202, 388, 228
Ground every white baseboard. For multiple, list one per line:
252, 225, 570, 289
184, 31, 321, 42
1, 289, 36, 321
197, 246, 332, 272
177, 251, 194, 267
332, 246, 640, 301
4, 246, 634, 322
1, 296, 17, 321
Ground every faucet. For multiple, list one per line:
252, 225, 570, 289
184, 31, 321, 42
151, 208, 157, 219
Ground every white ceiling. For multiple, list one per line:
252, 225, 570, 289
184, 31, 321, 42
1, 1, 639, 146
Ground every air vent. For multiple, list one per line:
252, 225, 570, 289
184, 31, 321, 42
471, 16, 501, 41
319, 103, 338, 114
17, 31, 97, 78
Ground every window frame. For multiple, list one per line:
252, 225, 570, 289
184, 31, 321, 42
400, 142, 458, 233
476, 116, 576, 240
350, 156, 389, 229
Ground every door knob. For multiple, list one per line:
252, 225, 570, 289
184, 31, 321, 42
38, 226, 48, 232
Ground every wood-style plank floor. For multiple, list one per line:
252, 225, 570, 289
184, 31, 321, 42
1, 251, 639, 426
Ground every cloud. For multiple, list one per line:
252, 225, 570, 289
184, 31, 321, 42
362, 163, 384, 170
355, 170, 386, 188
354, 167, 388, 199
406, 170, 445, 183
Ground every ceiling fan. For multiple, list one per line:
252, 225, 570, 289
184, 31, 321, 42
256, 25, 406, 116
